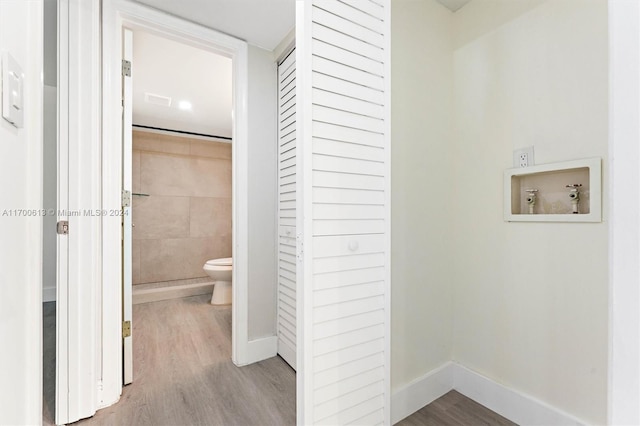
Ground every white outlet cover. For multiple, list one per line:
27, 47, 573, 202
513, 146, 535, 168
2, 52, 24, 128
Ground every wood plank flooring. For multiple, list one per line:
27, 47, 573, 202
398, 390, 517, 426
42, 295, 296, 426
44, 296, 515, 426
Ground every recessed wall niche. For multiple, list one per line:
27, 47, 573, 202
504, 158, 602, 222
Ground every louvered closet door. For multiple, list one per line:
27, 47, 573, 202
278, 48, 297, 370
296, 1, 391, 424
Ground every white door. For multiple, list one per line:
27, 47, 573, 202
122, 27, 134, 385
277, 48, 297, 370
56, 0, 102, 422
296, 0, 391, 424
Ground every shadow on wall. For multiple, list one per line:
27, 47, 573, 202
131, 130, 232, 285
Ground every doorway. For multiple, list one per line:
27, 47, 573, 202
122, 26, 235, 383
53, 2, 255, 422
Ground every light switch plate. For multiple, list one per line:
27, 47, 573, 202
2, 52, 24, 128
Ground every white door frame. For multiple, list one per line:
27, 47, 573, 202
100, 0, 250, 405
608, 1, 640, 424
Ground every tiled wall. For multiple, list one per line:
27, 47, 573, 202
132, 130, 232, 285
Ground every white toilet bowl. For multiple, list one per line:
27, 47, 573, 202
203, 257, 232, 305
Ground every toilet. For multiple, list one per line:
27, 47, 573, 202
203, 257, 232, 305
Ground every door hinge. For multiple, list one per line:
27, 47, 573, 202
122, 320, 131, 338
122, 189, 131, 208
57, 220, 69, 235
122, 59, 131, 77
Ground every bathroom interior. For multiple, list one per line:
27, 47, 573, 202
129, 29, 234, 307
39, 0, 611, 424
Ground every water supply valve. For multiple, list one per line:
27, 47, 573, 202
525, 189, 538, 214
565, 184, 582, 214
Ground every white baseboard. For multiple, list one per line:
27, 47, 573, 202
391, 362, 587, 426
43, 286, 56, 302
242, 335, 278, 365
391, 362, 455, 424
452, 363, 586, 426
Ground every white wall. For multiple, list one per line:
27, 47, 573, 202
0, 1, 44, 424
247, 44, 278, 340
391, 0, 454, 390
451, 0, 609, 423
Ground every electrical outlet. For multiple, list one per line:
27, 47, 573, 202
513, 146, 535, 168
519, 152, 529, 167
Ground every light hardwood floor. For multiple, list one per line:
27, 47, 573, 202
43, 295, 296, 426
398, 390, 517, 426
44, 297, 514, 426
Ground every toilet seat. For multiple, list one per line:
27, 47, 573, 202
206, 257, 232, 267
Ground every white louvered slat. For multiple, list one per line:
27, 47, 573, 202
313, 187, 384, 204
314, 266, 385, 290
313, 295, 386, 324
312, 6, 384, 49
314, 1, 384, 34
313, 72, 384, 106
314, 352, 385, 389
313, 253, 386, 275
339, 0, 385, 18
313, 89, 384, 121
313, 154, 385, 176
311, 39, 384, 77
313, 204, 385, 221
313, 138, 384, 162
315, 375, 384, 418
313, 170, 384, 191
312, 24, 384, 63
314, 282, 385, 307
316, 395, 385, 425
278, 49, 297, 370
313, 120, 384, 148
313, 219, 385, 236
298, 0, 389, 423
314, 324, 385, 356
314, 338, 385, 373
312, 57, 384, 92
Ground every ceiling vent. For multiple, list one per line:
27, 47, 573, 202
144, 92, 172, 107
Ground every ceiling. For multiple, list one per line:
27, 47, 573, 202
130, 0, 470, 137
132, 30, 232, 138
131, 0, 473, 52
133, 0, 295, 51
436, 0, 472, 12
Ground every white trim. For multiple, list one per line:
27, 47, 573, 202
43, 286, 56, 303
56, 0, 102, 422
295, 1, 314, 424
382, 1, 392, 423
244, 336, 278, 365
122, 26, 134, 386
273, 28, 295, 64
100, 0, 250, 408
25, 1, 45, 423
452, 363, 587, 426
608, 0, 640, 424
391, 363, 588, 426
391, 363, 454, 424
